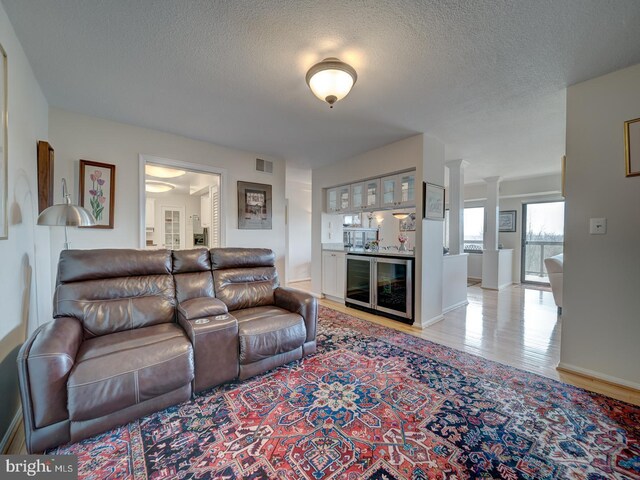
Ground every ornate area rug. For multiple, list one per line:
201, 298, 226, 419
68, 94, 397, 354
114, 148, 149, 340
50, 306, 640, 479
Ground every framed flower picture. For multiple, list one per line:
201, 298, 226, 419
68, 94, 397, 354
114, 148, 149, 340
79, 160, 116, 228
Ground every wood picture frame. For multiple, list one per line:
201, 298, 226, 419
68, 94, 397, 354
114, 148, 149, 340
0, 42, 7, 240
37, 141, 54, 213
561, 155, 566, 197
624, 117, 640, 177
423, 182, 445, 220
237, 181, 272, 229
79, 159, 116, 229
499, 210, 517, 232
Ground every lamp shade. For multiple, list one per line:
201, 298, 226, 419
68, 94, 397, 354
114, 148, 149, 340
306, 58, 357, 107
37, 178, 96, 227
37, 203, 96, 227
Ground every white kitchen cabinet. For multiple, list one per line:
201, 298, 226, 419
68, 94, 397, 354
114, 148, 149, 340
326, 187, 338, 213
380, 172, 416, 208
322, 250, 346, 300
350, 179, 380, 212
363, 178, 380, 210
145, 198, 155, 229
326, 185, 350, 213
350, 182, 365, 211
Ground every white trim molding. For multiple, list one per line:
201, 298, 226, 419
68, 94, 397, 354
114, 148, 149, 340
557, 362, 640, 392
1, 408, 22, 454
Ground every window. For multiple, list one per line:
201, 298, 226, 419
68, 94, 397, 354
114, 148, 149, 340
464, 207, 484, 251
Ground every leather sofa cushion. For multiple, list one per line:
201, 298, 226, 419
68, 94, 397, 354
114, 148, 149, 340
172, 248, 211, 274
178, 297, 228, 320
211, 248, 275, 269
174, 271, 214, 304
54, 275, 176, 338
213, 267, 278, 311
67, 323, 193, 422
57, 249, 171, 283
234, 306, 306, 364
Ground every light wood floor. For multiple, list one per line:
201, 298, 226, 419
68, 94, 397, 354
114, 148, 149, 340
288, 280, 640, 406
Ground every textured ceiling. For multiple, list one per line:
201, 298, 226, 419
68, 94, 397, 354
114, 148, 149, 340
3, 0, 640, 183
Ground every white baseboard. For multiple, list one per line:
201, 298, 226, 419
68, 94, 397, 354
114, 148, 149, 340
442, 300, 469, 314
287, 277, 311, 284
323, 294, 344, 303
416, 314, 444, 328
557, 362, 640, 392
1, 408, 22, 454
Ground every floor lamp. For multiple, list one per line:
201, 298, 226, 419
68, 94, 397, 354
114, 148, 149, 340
37, 178, 96, 249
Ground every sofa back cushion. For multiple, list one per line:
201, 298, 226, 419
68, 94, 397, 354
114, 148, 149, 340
172, 249, 214, 303
54, 249, 176, 338
211, 248, 279, 311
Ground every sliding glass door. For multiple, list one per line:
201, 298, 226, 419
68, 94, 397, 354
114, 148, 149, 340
521, 201, 565, 284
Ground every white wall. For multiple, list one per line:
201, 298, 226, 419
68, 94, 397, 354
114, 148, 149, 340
285, 166, 311, 282
561, 63, 640, 388
48, 108, 287, 281
0, 1, 51, 447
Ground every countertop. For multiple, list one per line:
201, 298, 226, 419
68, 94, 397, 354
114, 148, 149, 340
345, 249, 415, 258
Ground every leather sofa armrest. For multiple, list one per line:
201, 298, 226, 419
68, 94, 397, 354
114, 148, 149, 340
274, 287, 317, 344
177, 297, 228, 321
177, 314, 239, 392
17, 317, 83, 436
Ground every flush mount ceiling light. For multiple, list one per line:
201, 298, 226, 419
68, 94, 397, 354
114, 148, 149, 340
145, 164, 186, 178
145, 181, 175, 193
392, 212, 410, 220
306, 57, 357, 108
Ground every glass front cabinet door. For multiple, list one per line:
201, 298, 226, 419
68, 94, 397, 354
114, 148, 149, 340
326, 187, 338, 213
380, 172, 415, 208
337, 185, 350, 212
350, 182, 365, 210
364, 178, 380, 210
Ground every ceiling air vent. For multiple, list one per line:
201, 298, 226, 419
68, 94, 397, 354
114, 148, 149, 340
256, 158, 273, 174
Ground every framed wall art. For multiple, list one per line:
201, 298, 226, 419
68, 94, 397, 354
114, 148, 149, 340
499, 210, 517, 232
238, 181, 272, 229
37, 140, 55, 213
624, 117, 640, 177
423, 182, 445, 220
79, 160, 116, 228
0, 42, 7, 240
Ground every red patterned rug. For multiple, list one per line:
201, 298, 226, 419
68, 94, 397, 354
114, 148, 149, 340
50, 306, 640, 479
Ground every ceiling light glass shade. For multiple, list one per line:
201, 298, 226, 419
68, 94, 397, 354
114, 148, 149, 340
306, 58, 357, 107
392, 212, 410, 220
145, 181, 175, 193
145, 164, 186, 178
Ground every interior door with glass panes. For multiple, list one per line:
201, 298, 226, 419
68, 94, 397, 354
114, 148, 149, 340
161, 206, 186, 249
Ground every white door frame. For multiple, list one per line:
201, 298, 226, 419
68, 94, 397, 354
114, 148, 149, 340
139, 154, 227, 249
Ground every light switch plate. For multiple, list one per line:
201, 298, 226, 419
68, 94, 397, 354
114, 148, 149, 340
590, 218, 607, 235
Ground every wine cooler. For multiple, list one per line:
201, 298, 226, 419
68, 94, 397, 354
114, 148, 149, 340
345, 254, 413, 322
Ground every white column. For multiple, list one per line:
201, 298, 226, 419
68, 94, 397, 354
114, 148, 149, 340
445, 159, 467, 255
416, 135, 446, 327
483, 176, 500, 251
482, 176, 510, 290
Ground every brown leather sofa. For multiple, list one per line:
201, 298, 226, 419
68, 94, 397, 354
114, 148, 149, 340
17, 247, 317, 453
